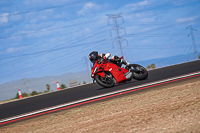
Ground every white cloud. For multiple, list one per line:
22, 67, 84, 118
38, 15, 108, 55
140, 16, 156, 22
176, 16, 199, 23
0, 13, 9, 23
126, 0, 149, 10
77, 2, 99, 16
6, 48, 16, 53
24, 0, 70, 6
0, 51, 4, 55
6, 47, 27, 54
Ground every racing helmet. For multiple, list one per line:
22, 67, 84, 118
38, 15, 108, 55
89, 51, 98, 62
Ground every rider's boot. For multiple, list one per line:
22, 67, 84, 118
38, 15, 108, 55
121, 59, 131, 69
120, 59, 133, 80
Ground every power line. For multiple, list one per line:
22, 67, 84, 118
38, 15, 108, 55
124, 33, 189, 49
0, 0, 182, 40
0, 25, 109, 61
0, 37, 118, 79
124, 21, 168, 25
0, 39, 107, 60
0, 25, 109, 75
0, 40, 109, 78
0, 0, 197, 41
122, 17, 200, 38
0, 1, 83, 18
1, 15, 198, 62
125, 0, 187, 15
0, 20, 97, 40
0, 0, 194, 41
123, 34, 185, 37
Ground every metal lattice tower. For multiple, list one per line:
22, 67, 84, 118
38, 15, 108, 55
22, 78, 31, 94
187, 25, 199, 59
106, 13, 128, 57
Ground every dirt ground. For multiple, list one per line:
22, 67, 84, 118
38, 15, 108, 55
1, 77, 200, 133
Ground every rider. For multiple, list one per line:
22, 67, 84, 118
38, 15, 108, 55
89, 51, 133, 79
89, 51, 131, 67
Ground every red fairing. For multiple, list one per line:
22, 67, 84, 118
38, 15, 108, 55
103, 61, 128, 83
91, 59, 128, 83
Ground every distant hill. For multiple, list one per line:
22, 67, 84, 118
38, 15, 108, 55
0, 71, 92, 101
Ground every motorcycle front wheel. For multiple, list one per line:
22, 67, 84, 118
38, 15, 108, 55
95, 74, 115, 88
131, 64, 148, 80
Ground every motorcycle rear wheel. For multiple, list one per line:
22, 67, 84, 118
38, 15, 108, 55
95, 74, 115, 88
131, 64, 148, 80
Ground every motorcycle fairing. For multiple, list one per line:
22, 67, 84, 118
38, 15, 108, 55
92, 60, 128, 83
103, 62, 128, 83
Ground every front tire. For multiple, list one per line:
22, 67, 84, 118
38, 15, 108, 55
95, 74, 115, 88
131, 64, 148, 80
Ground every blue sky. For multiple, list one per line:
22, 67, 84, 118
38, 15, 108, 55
0, 0, 200, 84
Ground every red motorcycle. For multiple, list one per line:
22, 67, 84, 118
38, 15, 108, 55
91, 57, 148, 88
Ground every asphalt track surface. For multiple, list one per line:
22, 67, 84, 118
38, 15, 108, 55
0, 60, 200, 125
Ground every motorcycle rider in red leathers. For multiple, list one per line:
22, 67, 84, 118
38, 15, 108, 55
89, 51, 133, 80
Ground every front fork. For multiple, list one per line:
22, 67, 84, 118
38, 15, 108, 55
93, 79, 96, 84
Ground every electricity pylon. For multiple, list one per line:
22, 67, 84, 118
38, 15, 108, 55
106, 13, 128, 57
187, 25, 199, 59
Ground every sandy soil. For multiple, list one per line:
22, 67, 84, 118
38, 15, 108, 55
1, 77, 200, 133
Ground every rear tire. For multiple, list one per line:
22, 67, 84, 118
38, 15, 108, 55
131, 64, 148, 80
95, 74, 115, 88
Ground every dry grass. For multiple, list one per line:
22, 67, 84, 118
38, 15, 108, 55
1, 78, 200, 133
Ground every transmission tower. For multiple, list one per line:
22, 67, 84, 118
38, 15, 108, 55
22, 78, 31, 94
106, 13, 128, 57
187, 25, 199, 59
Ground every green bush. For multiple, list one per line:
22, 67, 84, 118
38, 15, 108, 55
30, 91, 38, 96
